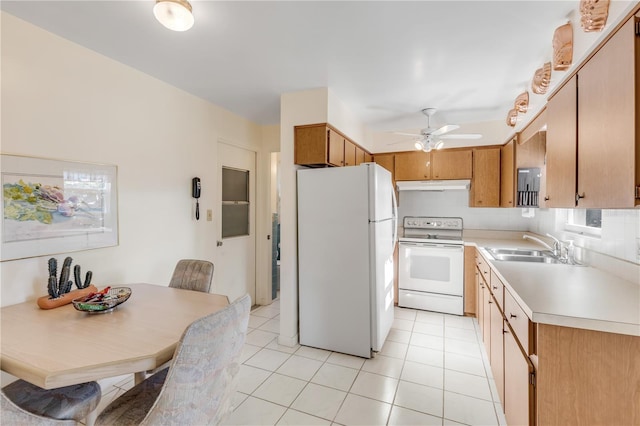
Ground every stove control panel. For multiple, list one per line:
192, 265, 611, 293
403, 216, 463, 231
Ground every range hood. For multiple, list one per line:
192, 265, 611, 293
396, 179, 470, 191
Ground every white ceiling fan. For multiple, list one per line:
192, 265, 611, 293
394, 108, 482, 152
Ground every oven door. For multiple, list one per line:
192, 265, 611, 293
398, 241, 464, 296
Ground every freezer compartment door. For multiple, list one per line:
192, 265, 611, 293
368, 163, 394, 222
370, 220, 395, 352
399, 289, 463, 315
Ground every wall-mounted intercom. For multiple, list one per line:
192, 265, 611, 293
192, 177, 201, 220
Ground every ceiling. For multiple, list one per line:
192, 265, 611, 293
1, 1, 581, 147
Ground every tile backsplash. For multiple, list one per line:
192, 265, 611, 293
397, 190, 640, 265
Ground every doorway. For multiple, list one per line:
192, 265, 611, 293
216, 142, 256, 304
270, 152, 281, 301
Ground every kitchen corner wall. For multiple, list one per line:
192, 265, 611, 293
397, 191, 640, 264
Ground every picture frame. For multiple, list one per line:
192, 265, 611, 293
1, 154, 118, 261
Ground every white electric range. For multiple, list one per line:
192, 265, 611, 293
398, 216, 464, 315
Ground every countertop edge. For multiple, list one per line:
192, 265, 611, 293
464, 239, 640, 337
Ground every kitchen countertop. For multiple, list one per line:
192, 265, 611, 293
463, 231, 640, 337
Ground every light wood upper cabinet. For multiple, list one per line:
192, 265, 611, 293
364, 152, 374, 163
576, 15, 638, 208
294, 123, 372, 168
431, 149, 473, 180
500, 139, 515, 207
471, 148, 501, 207
355, 146, 365, 165
516, 130, 547, 208
546, 75, 578, 207
373, 153, 395, 180
343, 138, 356, 167
395, 151, 431, 181
327, 128, 345, 167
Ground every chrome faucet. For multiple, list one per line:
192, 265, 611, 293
522, 234, 559, 256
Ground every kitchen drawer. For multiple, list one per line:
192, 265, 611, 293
475, 253, 491, 285
489, 270, 504, 311
504, 288, 532, 354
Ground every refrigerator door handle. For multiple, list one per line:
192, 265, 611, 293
391, 187, 398, 248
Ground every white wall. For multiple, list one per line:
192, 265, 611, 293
278, 88, 330, 346
531, 208, 640, 264
0, 13, 267, 306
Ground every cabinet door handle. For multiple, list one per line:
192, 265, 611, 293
544, 196, 550, 201
576, 192, 585, 204
492, 285, 497, 290
488, 300, 493, 304
510, 313, 517, 319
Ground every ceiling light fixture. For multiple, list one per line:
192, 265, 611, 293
514, 92, 529, 114
154, 0, 194, 32
414, 137, 444, 153
532, 62, 552, 95
506, 108, 518, 127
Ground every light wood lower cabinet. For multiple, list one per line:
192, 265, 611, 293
537, 324, 640, 425
504, 324, 534, 426
490, 296, 505, 405
464, 246, 477, 316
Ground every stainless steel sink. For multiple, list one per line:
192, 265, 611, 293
490, 253, 562, 264
487, 248, 550, 257
482, 247, 563, 264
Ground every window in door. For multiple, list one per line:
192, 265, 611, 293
221, 167, 249, 238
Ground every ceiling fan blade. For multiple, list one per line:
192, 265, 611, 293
387, 138, 420, 146
393, 131, 422, 137
430, 124, 460, 136
438, 133, 483, 140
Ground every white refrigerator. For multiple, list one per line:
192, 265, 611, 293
297, 163, 397, 358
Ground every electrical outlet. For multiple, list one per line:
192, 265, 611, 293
207, 209, 213, 221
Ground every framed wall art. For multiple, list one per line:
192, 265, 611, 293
1, 154, 118, 261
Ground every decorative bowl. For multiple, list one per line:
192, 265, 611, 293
72, 287, 132, 314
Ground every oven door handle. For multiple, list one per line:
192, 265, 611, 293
400, 242, 464, 250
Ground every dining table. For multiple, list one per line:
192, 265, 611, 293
0, 283, 230, 390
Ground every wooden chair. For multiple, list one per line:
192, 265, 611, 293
95, 294, 251, 425
2, 380, 101, 426
169, 259, 214, 293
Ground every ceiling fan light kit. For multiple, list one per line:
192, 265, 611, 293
154, 0, 194, 32
580, 0, 610, 32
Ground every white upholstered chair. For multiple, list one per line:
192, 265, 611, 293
95, 294, 251, 425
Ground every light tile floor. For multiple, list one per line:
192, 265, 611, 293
95, 301, 507, 426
